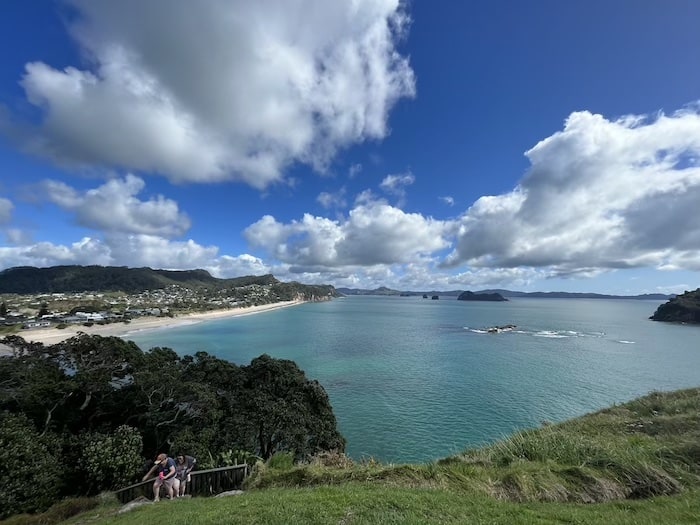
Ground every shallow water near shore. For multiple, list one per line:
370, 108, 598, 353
127, 295, 700, 464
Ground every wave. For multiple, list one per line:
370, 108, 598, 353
463, 327, 608, 340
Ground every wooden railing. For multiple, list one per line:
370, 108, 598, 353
113, 464, 249, 504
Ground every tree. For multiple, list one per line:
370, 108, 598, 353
80, 425, 143, 492
239, 354, 345, 460
0, 338, 74, 436
38, 302, 50, 317
1, 412, 62, 518
0, 335, 346, 515
0, 301, 7, 317
48, 333, 144, 429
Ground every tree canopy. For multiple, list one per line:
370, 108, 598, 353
0, 333, 345, 517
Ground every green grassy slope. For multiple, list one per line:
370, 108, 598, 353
5, 387, 700, 525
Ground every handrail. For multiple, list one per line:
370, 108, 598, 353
113, 464, 249, 504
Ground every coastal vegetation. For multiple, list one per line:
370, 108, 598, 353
650, 288, 700, 324
0, 334, 344, 519
4, 387, 700, 524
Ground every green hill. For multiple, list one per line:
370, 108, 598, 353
16, 387, 700, 525
0, 266, 339, 304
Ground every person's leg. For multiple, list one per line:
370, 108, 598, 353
172, 478, 180, 498
165, 478, 174, 499
179, 480, 186, 496
153, 478, 162, 502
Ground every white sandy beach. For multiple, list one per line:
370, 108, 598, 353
3, 300, 305, 348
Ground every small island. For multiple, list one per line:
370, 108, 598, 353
457, 291, 508, 302
649, 288, 700, 324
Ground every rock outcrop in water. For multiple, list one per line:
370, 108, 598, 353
457, 291, 508, 302
650, 289, 700, 324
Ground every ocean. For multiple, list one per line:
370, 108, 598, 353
127, 295, 700, 464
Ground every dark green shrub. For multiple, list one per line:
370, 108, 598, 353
0, 412, 62, 519
79, 425, 143, 492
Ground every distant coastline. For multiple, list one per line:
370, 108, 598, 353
337, 287, 671, 300
3, 300, 305, 348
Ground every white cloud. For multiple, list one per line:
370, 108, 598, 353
0, 237, 112, 269
207, 254, 271, 279
317, 188, 347, 209
379, 171, 415, 206
379, 171, 415, 194
244, 197, 451, 268
39, 174, 191, 237
0, 197, 13, 224
0, 234, 268, 278
5, 228, 32, 245
348, 163, 363, 178
445, 107, 700, 275
440, 196, 454, 206
13, 0, 415, 187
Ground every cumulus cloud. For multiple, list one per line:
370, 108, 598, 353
0, 234, 269, 278
244, 198, 451, 268
440, 196, 454, 206
0, 237, 112, 269
39, 174, 191, 237
207, 253, 271, 278
12, 0, 415, 187
445, 107, 700, 275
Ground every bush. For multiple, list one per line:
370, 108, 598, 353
268, 451, 295, 471
0, 412, 62, 519
79, 425, 143, 492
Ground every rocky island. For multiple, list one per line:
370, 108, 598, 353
457, 291, 508, 302
649, 288, 700, 324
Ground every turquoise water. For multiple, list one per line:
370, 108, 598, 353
127, 296, 700, 464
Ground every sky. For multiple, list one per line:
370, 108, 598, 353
1, 0, 700, 295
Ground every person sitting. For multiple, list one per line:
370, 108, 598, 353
142, 453, 179, 501
175, 453, 197, 496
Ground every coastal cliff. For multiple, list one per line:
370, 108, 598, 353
650, 288, 700, 324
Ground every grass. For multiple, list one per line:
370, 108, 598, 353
56, 486, 700, 525
0, 324, 21, 335
6, 387, 700, 525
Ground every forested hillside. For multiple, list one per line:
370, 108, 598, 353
0, 265, 336, 299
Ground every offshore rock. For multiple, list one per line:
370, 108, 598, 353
457, 291, 508, 302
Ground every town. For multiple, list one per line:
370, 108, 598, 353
0, 282, 304, 333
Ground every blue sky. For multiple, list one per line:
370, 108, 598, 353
1, 0, 700, 294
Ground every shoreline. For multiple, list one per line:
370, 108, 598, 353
2, 300, 306, 348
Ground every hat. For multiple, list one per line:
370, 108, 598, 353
154, 454, 167, 464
